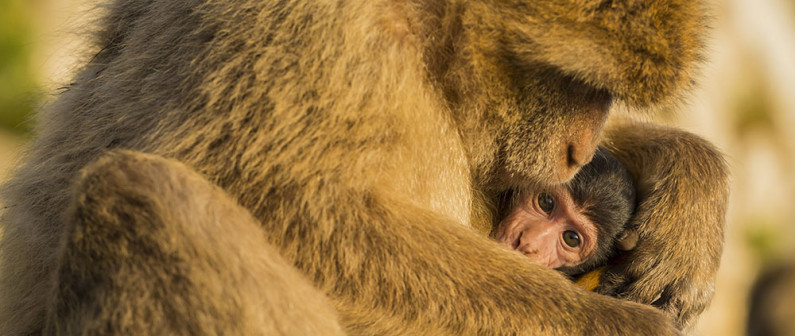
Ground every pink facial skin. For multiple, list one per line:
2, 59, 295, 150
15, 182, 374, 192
494, 187, 598, 268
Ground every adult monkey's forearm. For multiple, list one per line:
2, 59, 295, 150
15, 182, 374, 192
600, 121, 730, 329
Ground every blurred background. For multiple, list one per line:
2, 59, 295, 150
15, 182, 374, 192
0, 0, 793, 334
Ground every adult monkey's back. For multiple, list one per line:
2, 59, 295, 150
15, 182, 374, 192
0, 0, 727, 335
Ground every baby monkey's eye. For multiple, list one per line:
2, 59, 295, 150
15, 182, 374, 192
537, 193, 555, 213
562, 230, 581, 248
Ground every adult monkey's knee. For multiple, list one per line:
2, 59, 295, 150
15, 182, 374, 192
46, 151, 344, 335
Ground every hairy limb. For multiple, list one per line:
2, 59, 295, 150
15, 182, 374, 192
599, 122, 730, 329
257, 184, 678, 335
45, 151, 344, 335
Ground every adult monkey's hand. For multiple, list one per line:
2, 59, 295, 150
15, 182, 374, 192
599, 121, 730, 330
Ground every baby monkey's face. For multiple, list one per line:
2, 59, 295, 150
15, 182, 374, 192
494, 186, 598, 269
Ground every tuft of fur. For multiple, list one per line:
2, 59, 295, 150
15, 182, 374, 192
0, 0, 716, 334
463, 0, 710, 107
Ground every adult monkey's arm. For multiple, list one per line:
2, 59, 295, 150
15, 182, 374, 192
600, 121, 730, 329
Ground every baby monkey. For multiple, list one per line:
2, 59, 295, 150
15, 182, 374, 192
494, 147, 639, 285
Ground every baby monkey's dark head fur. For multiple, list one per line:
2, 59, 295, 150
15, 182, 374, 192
557, 147, 637, 276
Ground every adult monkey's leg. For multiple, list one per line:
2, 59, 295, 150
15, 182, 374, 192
44, 151, 344, 335
600, 121, 730, 330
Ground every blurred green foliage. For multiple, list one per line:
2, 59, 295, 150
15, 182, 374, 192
745, 217, 786, 265
731, 62, 776, 138
0, 0, 39, 133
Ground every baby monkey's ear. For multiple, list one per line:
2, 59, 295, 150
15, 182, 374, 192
616, 230, 639, 251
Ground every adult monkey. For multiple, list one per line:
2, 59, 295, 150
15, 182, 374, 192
0, 0, 728, 335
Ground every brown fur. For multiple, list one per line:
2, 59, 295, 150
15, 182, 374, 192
599, 121, 730, 329
46, 151, 344, 335
0, 0, 715, 334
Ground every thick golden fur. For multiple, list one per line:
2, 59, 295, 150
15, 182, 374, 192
0, 0, 722, 334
